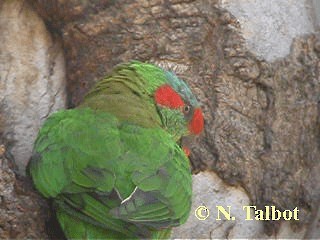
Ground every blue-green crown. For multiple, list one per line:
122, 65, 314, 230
164, 71, 199, 107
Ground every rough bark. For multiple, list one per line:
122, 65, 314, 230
0, 0, 66, 174
1, 0, 319, 238
0, 149, 49, 238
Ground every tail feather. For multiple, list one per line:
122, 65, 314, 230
151, 228, 172, 239
56, 208, 130, 239
55, 194, 140, 238
55, 193, 173, 239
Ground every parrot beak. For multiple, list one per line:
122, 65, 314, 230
188, 108, 204, 135
182, 146, 191, 157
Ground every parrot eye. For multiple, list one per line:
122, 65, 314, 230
183, 105, 191, 114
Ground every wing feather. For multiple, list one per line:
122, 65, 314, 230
29, 107, 192, 237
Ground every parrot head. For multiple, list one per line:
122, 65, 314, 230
153, 68, 204, 144
82, 61, 204, 152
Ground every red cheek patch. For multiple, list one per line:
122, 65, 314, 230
189, 108, 204, 135
155, 84, 184, 109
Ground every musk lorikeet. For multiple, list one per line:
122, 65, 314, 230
29, 61, 204, 239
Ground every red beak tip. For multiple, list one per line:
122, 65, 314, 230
183, 146, 191, 157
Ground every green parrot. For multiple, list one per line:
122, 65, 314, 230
29, 61, 204, 239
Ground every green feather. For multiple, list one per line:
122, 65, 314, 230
29, 61, 199, 239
